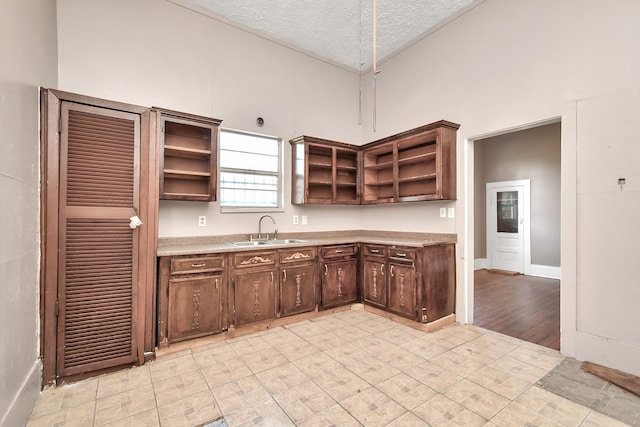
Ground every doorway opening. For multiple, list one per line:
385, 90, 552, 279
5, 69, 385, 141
471, 121, 561, 349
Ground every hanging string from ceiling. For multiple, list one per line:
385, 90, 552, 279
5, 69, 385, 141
358, 0, 363, 126
372, 0, 381, 132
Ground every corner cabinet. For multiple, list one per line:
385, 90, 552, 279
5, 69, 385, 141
156, 107, 222, 201
291, 136, 360, 205
362, 121, 459, 204
290, 120, 459, 205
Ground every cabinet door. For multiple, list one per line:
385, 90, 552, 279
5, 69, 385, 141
280, 263, 316, 317
388, 262, 417, 319
234, 269, 277, 327
168, 275, 223, 342
363, 260, 386, 308
321, 259, 357, 308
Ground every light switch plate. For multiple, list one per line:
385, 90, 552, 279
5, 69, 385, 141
301, 215, 308, 225
448, 208, 455, 219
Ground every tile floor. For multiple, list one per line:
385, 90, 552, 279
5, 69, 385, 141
27, 310, 636, 426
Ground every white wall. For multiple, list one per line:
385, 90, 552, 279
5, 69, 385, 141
57, 0, 366, 238
357, 0, 640, 375
0, 0, 58, 425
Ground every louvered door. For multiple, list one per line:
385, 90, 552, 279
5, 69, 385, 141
56, 102, 141, 377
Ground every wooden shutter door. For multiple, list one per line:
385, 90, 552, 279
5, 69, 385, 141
56, 102, 141, 377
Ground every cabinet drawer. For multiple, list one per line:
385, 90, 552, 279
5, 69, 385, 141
363, 244, 387, 258
232, 250, 276, 268
388, 247, 416, 262
279, 247, 317, 263
321, 244, 358, 258
170, 255, 224, 275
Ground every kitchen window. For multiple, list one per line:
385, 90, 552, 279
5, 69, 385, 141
219, 129, 282, 211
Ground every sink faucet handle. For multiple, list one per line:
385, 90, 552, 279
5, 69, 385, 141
274, 229, 278, 240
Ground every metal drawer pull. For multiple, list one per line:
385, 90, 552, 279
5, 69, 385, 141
390, 265, 394, 276
371, 249, 380, 254
335, 249, 344, 253
381, 264, 385, 275
324, 264, 328, 275
283, 270, 287, 281
395, 253, 407, 258
191, 263, 206, 268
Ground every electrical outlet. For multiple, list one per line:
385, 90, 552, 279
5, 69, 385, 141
447, 208, 455, 219
198, 216, 206, 226
439, 208, 447, 218
301, 215, 308, 225
293, 215, 299, 225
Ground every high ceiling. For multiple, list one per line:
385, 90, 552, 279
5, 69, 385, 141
173, 0, 483, 72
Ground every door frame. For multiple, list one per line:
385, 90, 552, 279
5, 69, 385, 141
486, 179, 531, 274
40, 89, 158, 385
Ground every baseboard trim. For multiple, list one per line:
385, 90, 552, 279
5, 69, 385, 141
474, 258, 489, 270
529, 264, 561, 280
1, 359, 41, 427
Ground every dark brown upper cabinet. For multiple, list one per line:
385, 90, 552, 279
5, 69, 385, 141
290, 120, 459, 205
291, 136, 360, 205
156, 107, 222, 202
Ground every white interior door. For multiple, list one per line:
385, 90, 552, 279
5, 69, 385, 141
487, 180, 530, 273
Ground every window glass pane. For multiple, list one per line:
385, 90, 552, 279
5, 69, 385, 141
219, 129, 281, 209
497, 191, 518, 233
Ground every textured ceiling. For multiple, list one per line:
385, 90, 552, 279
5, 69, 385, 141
174, 0, 481, 72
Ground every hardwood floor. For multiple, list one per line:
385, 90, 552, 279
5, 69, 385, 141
474, 269, 560, 350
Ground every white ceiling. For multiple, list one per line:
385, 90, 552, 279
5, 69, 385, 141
173, 0, 482, 72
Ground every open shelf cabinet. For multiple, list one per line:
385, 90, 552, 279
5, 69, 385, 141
156, 108, 222, 201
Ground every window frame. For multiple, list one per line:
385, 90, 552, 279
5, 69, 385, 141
218, 127, 284, 213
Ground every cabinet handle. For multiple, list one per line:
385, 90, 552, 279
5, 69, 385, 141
395, 253, 407, 258
271, 272, 274, 283
381, 264, 385, 275
324, 264, 328, 276
390, 265, 394, 277
371, 249, 380, 254
191, 263, 206, 268
283, 269, 287, 282
335, 249, 344, 253
215, 278, 219, 289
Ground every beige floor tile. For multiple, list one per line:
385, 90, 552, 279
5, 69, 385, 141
273, 381, 337, 422
354, 316, 397, 334
304, 330, 347, 351
467, 357, 548, 400
240, 346, 289, 373
486, 402, 563, 427
452, 336, 519, 365
285, 319, 328, 338
444, 379, 510, 420
296, 352, 344, 376
211, 375, 272, 415
223, 397, 294, 427
191, 341, 237, 368
258, 327, 300, 347
278, 337, 321, 361
508, 343, 565, 371
297, 403, 361, 427
375, 325, 426, 346
424, 325, 483, 350
157, 389, 220, 427
376, 345, 427, 371
385, 411, 430, 426
515, 386, 590, 426
581, 410, 632, 427
413, 394, 487, 427
149, 353, 198, 382
307, 366, 369, 401
227, 335, 273, 357
255, 362, 310, 395
376, 372, 438, 410
324, 342, 362, 365
30, 379, 98, 418
101, 408, 159, 427
97, 365, 151, 399
351, 334, 396, 357
201, 356, 253, 388
431, 349, 489, 378
153, 369, 209, 407
400, 336, 450, 360
333, 324, 372, 342
27, 400, 95, 427
310, 314, 350, 331
94, 384, 156, 426
340, 387, 407, 427
346, 352, 400, 385
404, 360, 463, 393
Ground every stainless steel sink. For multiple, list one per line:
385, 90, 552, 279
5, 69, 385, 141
228, 240, 273, 247
228, 238, 308, 247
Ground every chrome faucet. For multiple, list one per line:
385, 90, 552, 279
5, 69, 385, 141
258, 215, 277, 240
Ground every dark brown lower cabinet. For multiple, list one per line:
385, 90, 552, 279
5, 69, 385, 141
168, 275, 223, 342
231, 251, 278, 327
388, 260, 417, 318
279, 247, 317, 317
320, 244, 358, 309
362, 244, 387, 309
